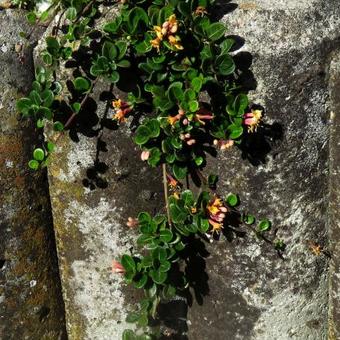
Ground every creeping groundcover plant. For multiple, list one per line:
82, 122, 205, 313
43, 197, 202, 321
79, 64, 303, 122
16, 0, 286, 338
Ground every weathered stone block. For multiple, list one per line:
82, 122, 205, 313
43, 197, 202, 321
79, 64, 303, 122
0, 9, 66, 339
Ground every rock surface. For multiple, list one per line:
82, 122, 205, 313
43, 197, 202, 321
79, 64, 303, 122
43, 1, 340, 339
0, 9, 67, 339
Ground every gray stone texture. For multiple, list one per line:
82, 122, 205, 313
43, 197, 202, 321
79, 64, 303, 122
42, 1, 340, 339
0, 9, 67, 339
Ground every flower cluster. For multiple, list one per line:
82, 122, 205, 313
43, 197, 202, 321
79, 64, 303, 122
243, 109, 262, 133
112, 99, 132, 123
151, 14, 183, 52
207, 196, 228, 233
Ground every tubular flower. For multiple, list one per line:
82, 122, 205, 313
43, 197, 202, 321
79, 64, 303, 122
112, 99, 132, 123
195, 107, 214, 125
213, 139, 234, 150
167, 108, 185, 126
243, 109, 262, 133
166, 173, 180, 190
194, 6, 208, 16
112, 260, 125, 274
207, 196, 228, 233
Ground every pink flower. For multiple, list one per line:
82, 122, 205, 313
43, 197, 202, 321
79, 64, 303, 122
214, 139, 234, 150
126, 217, 139, 228
141, 150, 150, 161
243, 109, 262, 132
112, 260, 125, 274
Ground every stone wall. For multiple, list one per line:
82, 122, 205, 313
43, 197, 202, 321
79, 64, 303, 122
0, 9, 67, 339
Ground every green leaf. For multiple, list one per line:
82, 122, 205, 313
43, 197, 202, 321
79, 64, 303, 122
134, 125, 152, 145
205, 22, 226, 41
159, 229, 173, 243
47, 142, 55, 152
29, 90, 42, 106
162, 284, 176, 299
181, 190, 194, 207
138, 212, 152, 225
150, 269, 167, 284
169, 203, 187, 224
134, 274, 148, 288
53, 121, 64, 131
243, 214, 255, 225
116, 60, 131, 68
152, 247, 167, 262
194, 156, 204, 166
172, 163, 187, 180
33, 148, 45, 161
46, 36, 60, 56
16, 98, 32, 115
128, 7, 149, 33
28, 159, 39, 170
116, 41, 128, 59
41, 89, 54, 107
102, 41, 117, 60
42, 52, 53, 66
226, 193, 239, 207
26, 12, 37, 25
189, 100, 199, 112
66, 7, 77, 21
121, 255, 136, 274
137, 234, 154, 246
159, 260, 171, 272
126, 312, 140, 323
73, 77, 90, 92
220, 38, 234, 54
258, 219, 271, 232
216, 54, 235, 76
228, 124, 243, 139
145, 119, 160, 138
192, 77, 203, 92
72, 102, 81, 113
103, 17, 122, 33
122, 329, 136, 340
148, 148, 161, 167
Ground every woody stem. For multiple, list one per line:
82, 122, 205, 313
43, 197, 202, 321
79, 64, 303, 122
162, 163, 171, 226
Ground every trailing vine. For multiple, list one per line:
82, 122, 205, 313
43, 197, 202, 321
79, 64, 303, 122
16, 0, 286, 339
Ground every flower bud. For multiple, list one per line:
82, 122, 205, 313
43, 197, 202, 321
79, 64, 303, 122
141, 150, 150, 161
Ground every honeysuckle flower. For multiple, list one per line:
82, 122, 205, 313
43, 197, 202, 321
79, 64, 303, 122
112, 99, 132, 123
151, 14, 182, 51
151, 38, 162, 52
243, 109, 262, 133
213, 139, 234, 150
112, 260, 125, 274
126, 217, 139, 228
168, 35, 184, 50
186, 139, 196, 145
166, 173, 179, 189
195, 6, 208, 16
153, 26, 164, 40
207, 196, 228, 233
141, 150, 150, 161
167, 108, 185, 126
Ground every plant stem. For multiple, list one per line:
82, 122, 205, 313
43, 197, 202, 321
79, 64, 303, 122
162, 163, 171, 226
54, 78, 98, 143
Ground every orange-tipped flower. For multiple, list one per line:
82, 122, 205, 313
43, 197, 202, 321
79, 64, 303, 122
207, 196, 228, 233
112, 99, 132, 123
243, 109, 262, 133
